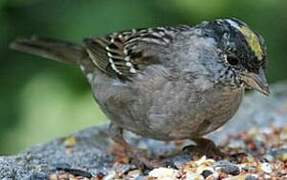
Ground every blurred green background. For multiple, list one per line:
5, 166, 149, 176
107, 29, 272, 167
0, 0, 287, 155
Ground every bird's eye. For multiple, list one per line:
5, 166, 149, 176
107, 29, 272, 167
227, 56, 239, 65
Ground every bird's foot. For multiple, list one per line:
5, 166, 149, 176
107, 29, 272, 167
126, 148, 162, 169
111, 143, 162, 168
109, 123, 162, 169
183, 138, 225, 160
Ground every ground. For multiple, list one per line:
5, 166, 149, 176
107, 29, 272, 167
0, 82, 286, 179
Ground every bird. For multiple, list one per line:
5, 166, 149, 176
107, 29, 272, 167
10, 18, 270, 167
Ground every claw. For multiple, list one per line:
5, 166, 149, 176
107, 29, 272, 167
183, 138, 225, 160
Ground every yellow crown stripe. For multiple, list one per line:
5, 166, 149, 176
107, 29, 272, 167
239, 26, 263, 60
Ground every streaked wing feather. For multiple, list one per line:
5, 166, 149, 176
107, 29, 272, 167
84, 35, 137, 77
83, 26, 190, 78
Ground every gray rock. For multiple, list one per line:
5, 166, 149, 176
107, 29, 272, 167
245, 175, 258, 180
0, 81, 287, 179
201, 169, 213, 178
213, 160, 240, 175
268, 147, 287, 161
0, 126, 115, 179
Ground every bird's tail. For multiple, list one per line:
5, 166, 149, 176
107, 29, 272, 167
10, 36, 86, 65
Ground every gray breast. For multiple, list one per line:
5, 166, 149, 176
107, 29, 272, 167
132, 71, 243, 140
90, 65, 244, 141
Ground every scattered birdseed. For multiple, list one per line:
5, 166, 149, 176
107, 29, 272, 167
48, 126, 287, 179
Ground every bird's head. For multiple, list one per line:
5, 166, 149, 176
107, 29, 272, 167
200, 18, 269, 95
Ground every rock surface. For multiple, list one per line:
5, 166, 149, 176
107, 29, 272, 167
0, 82, 287, 179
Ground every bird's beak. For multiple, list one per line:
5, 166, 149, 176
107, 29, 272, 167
240, 68, 270, 96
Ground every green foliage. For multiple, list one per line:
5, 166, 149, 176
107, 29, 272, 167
0, 0, 286, 154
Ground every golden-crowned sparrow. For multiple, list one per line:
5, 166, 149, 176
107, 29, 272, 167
11, 18, 269, 167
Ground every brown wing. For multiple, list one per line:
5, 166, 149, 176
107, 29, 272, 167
83, 26, 185, 78
84, 34, 137, 77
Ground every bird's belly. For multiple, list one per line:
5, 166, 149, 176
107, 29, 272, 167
131, 87, 244, 141
91, 72, 243, 141
167, 89, 243, 140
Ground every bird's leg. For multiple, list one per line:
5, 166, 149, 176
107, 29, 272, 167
183, 137, 224, 159
109, 123, 130, 149
108, 123, 160, 168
